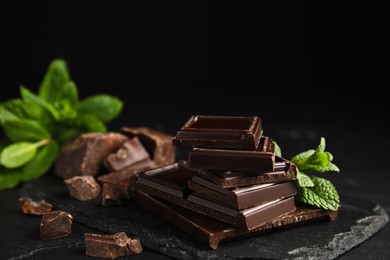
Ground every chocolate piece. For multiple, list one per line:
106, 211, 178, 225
257, 136, 275, 152
18, 197, 52, 215
104, 137, 150, 171
135, 191, 338, 250
96, 183, 122, 206
54, 132, 128, 179
203, 159, 297, 188
40, 210, 73, 240
64, 176, 101, 201
188, 178, 297, 209
85, 232, 143, 258
188, 148, 275, 172
121, 127, 175, 166
173, 115, 263, 149
98, 158, 157, 199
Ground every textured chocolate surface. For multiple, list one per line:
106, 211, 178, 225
188, 148, 275, 172
96, 183, 122, 206
64, 176, 101, 201
188, 178, 297, 209
18, 197, 53, 215
40, 210, 73, 240
173, 115, 263, 149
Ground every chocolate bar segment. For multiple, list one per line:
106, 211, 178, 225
188, 148, 274, 172
121, 127, 176, 166
173, 115, 263, 149
135, 191, 337, 250
188, 177, 297, 209
40, 210, 73, 240
257, 136, 275, 152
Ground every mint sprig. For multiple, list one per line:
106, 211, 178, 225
0, 59, 123, 190
286, 137, 340, 211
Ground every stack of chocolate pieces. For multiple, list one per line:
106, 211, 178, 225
135, 116, 334, 249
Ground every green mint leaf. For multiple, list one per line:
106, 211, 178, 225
0, 140, 11, 151
298, 151, 329, 172
63, 113, 106, 132
78, 94, 123, 123
38, 59, 70, 103
56, 81, 78, 119
272, 140, 282, 157
312, 163, 340, 173
290, 149, 315, 167
0, 142, 39, 168
316, 137, 326, 152
295, 175, 340, 211
0, 166, 22, 189
20, 86, 61, 120
2, 119, 50, 142
21, 141, 58, 181
0, 100, 21, 124
296, 169, 314, 187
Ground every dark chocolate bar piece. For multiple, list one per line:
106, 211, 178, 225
98, 158, 157, 199
54, 132, 128, 179
18, 197, 53, 215
104, 137, 150, 171
203, 159, 297, 188
188, 148, 274, 172
173, 115, 263, 149
64, 176, 101, 201
85, 232, 143, 258
135, 191, 338, 250
121, 127, 176, 166
257, 136, 275, 153
40, 210, 73, 240
188, 177, 297, 209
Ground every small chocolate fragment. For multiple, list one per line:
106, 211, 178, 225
104, 137, 150, 171
121, 127, 175, 166
172, 115, 263, 149
18, 197, 52, 215
188, 148, 275, 172
64, 176, 101, 201
135, 191, 338, 250
85, 232, 143, 258
40, 210, 73, 240
96, 183, 122, 206
54, 132, 128, 179
98, 158, 157, 199
188, 178, 297, 209
257, 136, 275, 152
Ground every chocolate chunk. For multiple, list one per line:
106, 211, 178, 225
121, 127, 175, 166
188, 178, 297, 209
96, 183, 122, 206
188, 148, 275, 172
135, 191, 338, 250
98, 158, 157, 199
40, 210, 73, 240
18, 197, 52, 215
54, 132, 128, 179
257, 136, 275, 152
64, 176, 101, 201
172, 115, 263, 149
85, 232, 143, 258
104, 137, 150, 171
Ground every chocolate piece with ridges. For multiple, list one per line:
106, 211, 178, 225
173, 115, 263, 149
54, 132, 128, 179
18, 197, 52, 215
188, 148, 275, 172
98, 158, 157, 199
188, 178, 297, 209
85, 232, 143, 258
96, 183, 122, 206
257, 136, 275, 152
64, 176, 101, 201
120, 127, 175, 166
135, 191, 338, 250
40, 210, 73, 240
104, 137, 150, 171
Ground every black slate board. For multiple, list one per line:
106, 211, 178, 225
14, 175, 389, 259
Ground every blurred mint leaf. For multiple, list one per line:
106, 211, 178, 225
78, 94, 123, 123
316, 137, 326, 152
39, 59, 70, 103
0, 166, 22, 190
2, 119, 50, 142
272, 140, 282, 157
56, 81, 78, 119
63, 113, 106, 132
20, 86, 60, 120
21, 141, 58, 181
0, 142, 39, 168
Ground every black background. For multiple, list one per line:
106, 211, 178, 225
1, 1, 386, 132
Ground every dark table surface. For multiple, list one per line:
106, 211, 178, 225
1, 122, 389, 259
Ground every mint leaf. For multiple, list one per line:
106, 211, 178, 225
2, 119, 50, 142
295, 175, 340, 211
316, 137, 326, 152
290, 149, 315, 167
0, 142, 38, 168
63, 113, 106, 132
272, 140, 282, 157
56, 81, 78, 119
39, 59, 70, 103
78, 94, 123, 123
20, 86, 61, 120
296, 169, 314, 187
0, 166, 22, 189
21, 141, 58, 181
